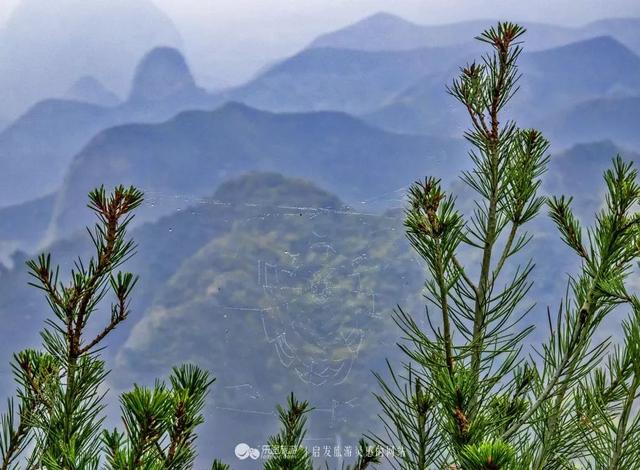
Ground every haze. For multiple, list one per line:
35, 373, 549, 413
2, 0, 640, 89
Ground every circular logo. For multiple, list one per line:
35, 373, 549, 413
235, 443, 260, 460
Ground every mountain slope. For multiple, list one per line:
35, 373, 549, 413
363, 70, 462, 135
544, 97, 640, 149
48, 102, 465, 239
0, 99, 114, 205
222, 43, 479, 114
583, 18, 640, 56
518, 36, 640, 111
544, 141, 640, 224
64, 76, 121, 107
0, 172, 425, 465
112, 172, 423, 465
0, 194, 54, 264
365, 36, 640, 136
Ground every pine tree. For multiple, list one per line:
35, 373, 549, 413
262, 394, 380, 470
103, 364, 214, 469
0, 186, 216, 469
369, 21, 640, 469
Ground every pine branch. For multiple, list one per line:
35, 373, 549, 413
264, 393, 313, 470
453, 255, 479, 297
18, 186, 144, 468
0, 400, 31, 470
608, 375, 639, 469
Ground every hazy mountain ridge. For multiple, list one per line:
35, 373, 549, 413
0, 46, 219, 208
221, 43, 481, 114
64, 76, 121, 107
545, 96, 640, 149
46, 101, 465, 240
310, 12, 640, 55
364, 35, 640, 137
2, 12, 638, 211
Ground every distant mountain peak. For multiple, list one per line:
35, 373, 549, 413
64, 76, 120, 107
216, 101, 259, 114
356, 11, 418, 27
213, 172, 344, 209
571, 35, 626, 49
532, 35, 634, 58
128, 47, 198, 103
308, 11, 425, 51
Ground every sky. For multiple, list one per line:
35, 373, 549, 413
1, 0, 640, 88
152, 0, 640, 88
150, 0, 640, 27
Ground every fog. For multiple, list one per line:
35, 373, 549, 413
2, 0, 639, 89
148, 0, 640, 88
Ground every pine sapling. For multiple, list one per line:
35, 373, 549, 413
369, 22, 640, 469
0, 186, 219, 469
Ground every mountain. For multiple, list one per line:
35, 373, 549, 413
0, 99, 114, 206
547, 141, 640, 194
309, 12, 448, 51
4, 16, 636, 211
544, 141, 640, 226
127, 47, 208, 106
64, 76, 120, 107
0, 194, 54, 264
221, 43, 480, 114
224, 32, 640, 137
1, 173, 424, 465
544, 97, 640, 150
0, 47, 218, 208
111, 172, 424, 466
365, 36, 640, 137
0, 0, 182, 120
583, 18, 640, 57
47, 102, 465, 240
517, 36, 640, 114
0, 172, 426, 466
310, 12, 640, 56
362, 71, 462, 136
310, 13, 578, 52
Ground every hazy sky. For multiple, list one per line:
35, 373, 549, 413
1, 0, 640, 88
156, 0, 640, 87
150, 0, 640, 27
